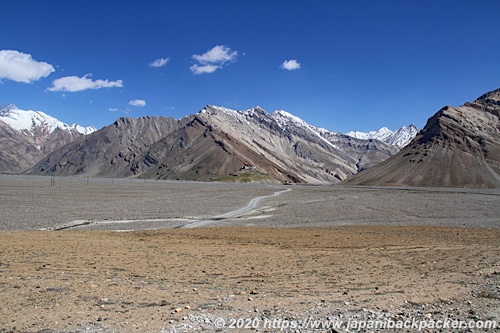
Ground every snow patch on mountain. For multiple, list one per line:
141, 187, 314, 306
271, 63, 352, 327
272, 110, 340, 150
346, 125, 419, 148
0, 104, 96, 135
273, 109, 309, 128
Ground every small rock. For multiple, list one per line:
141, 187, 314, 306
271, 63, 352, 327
174, 308, 182, 313
185, 305, 191, 310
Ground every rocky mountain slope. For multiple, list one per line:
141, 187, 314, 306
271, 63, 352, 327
347, 125, 419, 148
0, 104, 96, 172
28, 105, 399, 184
345, 88, 500, 188
0, 123, 45, 172
28, 116, 183, 178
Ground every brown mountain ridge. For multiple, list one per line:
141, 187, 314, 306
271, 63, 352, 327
345, 88, 500, 188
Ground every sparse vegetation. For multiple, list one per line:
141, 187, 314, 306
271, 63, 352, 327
213, 169, 281, 184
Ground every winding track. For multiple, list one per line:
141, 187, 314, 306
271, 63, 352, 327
48, 187, 292, 230
180, 187, 292, 228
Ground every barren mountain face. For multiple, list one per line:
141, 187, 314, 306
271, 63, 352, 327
346, 88, 500, 188
0, 104, 94, 173
28, 116, 182, 178
0, 124, 45, 172
27, 106, 398, 184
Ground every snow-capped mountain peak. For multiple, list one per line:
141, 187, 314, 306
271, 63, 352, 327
273, 109, 307, 126
0, 104, 96, 135
199, 105, 417, 149
0, 104, 98, 172
0, 103, 18, 115
271, 109, 342, 150
346, 125, 419, 148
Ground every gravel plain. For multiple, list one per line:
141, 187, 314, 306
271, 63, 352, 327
0, 175, 499, 332
0, 175, 498, 231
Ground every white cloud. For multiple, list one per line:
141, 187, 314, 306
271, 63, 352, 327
0, 50, 55, 83
190, 64, 219, 75
192, 45, 238, 65
191, 45, 238, 74
109, 107, 118, 112
149, 57, 169, 68
48, 74, 123, 92
129, 99, 146, 107
280, 59, 301, 71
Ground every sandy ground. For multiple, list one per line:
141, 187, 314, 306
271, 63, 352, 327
0, 175, 499, 332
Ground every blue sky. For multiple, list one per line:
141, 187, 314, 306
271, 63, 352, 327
1, 0, 499, 133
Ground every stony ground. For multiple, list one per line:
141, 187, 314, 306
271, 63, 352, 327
0, 175, 499, 332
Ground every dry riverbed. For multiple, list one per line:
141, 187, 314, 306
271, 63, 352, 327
0, 175, 499, 332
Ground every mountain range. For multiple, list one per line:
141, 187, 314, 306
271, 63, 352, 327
346, 88, 500, 188
3, 103, 407, 181
346, 125, 419, 148
5, 87, 499, 188
23, 105, 408, 184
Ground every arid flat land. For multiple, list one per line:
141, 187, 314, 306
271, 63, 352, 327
0, 175, 499, 332
0, 175, 498, 231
